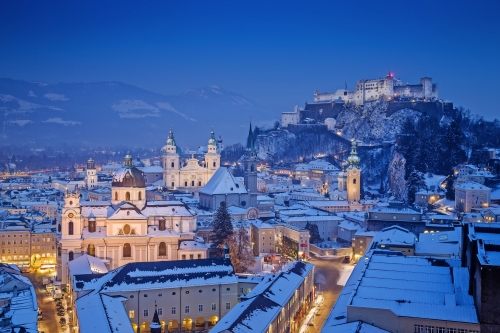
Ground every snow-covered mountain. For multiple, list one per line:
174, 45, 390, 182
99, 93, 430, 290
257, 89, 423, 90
0, 78, 270, 147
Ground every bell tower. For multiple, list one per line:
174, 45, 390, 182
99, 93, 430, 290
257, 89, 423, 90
61, 191, 82, 240
86, 157, 97, 189
162, 127, 180, 188
205, 127, 221, 171
346, 140, 361, 203
243, 122, 258, 207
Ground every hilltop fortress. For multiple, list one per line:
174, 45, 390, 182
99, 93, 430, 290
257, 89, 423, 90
314, 73, 437, 106
282, 73, 454, 128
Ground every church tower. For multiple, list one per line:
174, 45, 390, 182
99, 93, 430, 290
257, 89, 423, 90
58, 190, 83, 284
346, 140, 361, 203
205, 127, 221, 171
86, 157, 97, 189
162, 128, 180, 188
243, 122, 258, 207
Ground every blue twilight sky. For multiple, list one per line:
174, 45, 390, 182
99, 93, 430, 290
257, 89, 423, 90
1, 0, 499, 119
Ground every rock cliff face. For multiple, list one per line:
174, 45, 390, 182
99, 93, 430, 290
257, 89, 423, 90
255, 101, 420, 190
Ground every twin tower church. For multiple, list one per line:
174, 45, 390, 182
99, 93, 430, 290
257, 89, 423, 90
57, 125, 259, 284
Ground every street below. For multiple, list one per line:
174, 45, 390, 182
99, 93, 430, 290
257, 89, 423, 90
307, 254, 349, 333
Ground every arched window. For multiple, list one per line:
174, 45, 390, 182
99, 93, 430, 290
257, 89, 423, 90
69, 251, 74, 261
159, 242, 167, 256
87, 244, 95, 257
159, 219, 166, 231
89, 220, 96, 233
353, 179, 357, 184
213, 162, 216, 167
126, 192, 131, 201
138, 192, 142, 200
123, 243, 131, 258
171, 162, 174, 168
191, 181, 194, 187
68, 222, 74, 235
115, 192, 118, 201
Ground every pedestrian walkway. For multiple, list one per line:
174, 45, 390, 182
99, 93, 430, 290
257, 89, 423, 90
298, 294, 324, 333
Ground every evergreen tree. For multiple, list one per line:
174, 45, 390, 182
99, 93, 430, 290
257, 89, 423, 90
210, 202, 234, 257
227, 221, 255, 273
305, 222, 323, 244
445, 176, 455, 201
406, 168, 427, 205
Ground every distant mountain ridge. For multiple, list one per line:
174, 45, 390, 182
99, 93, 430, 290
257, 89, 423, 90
0, 78, 269, 148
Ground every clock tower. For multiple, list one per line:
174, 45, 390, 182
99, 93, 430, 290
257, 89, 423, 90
346, 140, 361, 203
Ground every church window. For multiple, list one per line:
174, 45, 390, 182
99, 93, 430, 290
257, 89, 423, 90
184, 182, 188, 187
159, 242, 167, 256
123, 243, 131, 257
159, 219, 166, 231
171, 182, 174, 187
87, 244, 95, 257
198, 181, 201, 186
68, 222, 74, 235
115, 192, 118, 201
138, 192, 142, 200
171, 162, 174, 168
69, 251, 74, 261
58, 224, 61, 233
126, 192, 130, 201
89, 220, 96, 233
213, 162, 216, 167
353, 179, 357, 184
191, 181, 194, 186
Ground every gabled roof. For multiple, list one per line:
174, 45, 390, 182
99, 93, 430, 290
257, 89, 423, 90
107, 204, 146, 220
200, 167, 247, 195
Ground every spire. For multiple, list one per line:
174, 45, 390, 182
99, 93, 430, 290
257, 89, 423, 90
208, 126, 217, 146
166, 126, 176, 146
124, 150, 132, 167
347, 139, 360, 169
150, 302, 161, 332
246, 121, 255, 151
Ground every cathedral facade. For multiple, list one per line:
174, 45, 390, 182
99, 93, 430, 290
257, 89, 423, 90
57, 153, 205, 285
161, 128, 221, 196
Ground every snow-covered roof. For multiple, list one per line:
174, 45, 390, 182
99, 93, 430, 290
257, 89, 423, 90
68, 254, 108, 276
326, 321, 390, 333
200, 167, 248, 195
454, 181, 491, 191
325, 252, 478, 328
107, 204, 146, 220
212, 261, 313, 333
140, 165, 163, 173
74, 258, 237, 293
373, 226, 416, 246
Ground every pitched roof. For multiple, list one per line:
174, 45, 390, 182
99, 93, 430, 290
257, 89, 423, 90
200, 167, 248, 195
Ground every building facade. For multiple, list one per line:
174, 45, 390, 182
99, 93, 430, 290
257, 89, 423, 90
57, 153, 205, 285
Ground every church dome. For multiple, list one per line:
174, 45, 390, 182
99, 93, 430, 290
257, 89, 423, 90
112, 153, 146, 188
112, 167, 146, 188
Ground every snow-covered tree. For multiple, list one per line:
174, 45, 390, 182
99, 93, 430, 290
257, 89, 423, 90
305, 222, 323, 244
227, 222, 255, 273
210, 201, 233, 257
406, 168, 427, 205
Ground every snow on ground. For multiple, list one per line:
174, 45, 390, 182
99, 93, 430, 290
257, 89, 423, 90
298, 294, 323, 333
337, 264, 355, 286
433, 198, 455, 214
423, 174, 446, 190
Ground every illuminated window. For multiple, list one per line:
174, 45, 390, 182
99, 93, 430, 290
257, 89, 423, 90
129, 310, 134, 318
